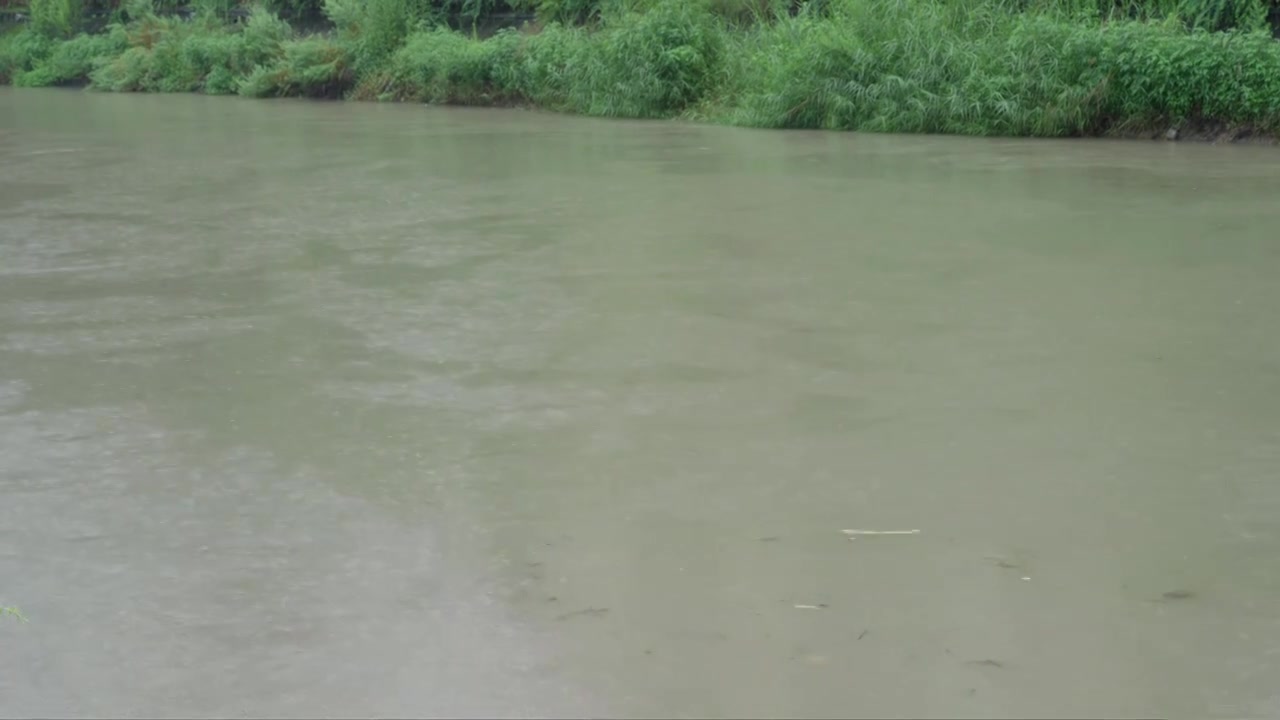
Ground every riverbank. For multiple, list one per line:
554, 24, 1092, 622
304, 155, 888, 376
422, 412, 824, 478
4, 0, 1280, 140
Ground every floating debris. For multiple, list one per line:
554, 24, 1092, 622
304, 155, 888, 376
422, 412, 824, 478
793, 604, 828, 610
555, 607, 609, 621
0, 606, 27, 622
842, 529, 920, 537
1161, 590, 1195, 601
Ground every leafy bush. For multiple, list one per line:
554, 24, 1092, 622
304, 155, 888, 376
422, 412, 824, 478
513, 0, 791, 26
89, 8, 292, 92
725, 0, 1280, 135
14, 23, 126, 85
350, 1, 728, 113
29, 0, 84, 38
0, 29, 56, 83
90, 16, 219, 90
1092, 21, 1280, 127
1026, 0, 1274, 31
238, 35, 352, 96
567, 0, 726, 116
376, 26, 521, 101
725, 0, 1010, 131
324, 0, 426, 71
4, 0, 1280, 138
509, 21, 586, 106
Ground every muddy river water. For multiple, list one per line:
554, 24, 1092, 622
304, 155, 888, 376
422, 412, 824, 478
2, 88, 1279, 718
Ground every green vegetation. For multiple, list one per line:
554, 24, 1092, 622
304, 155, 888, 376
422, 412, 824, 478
1, 605, 27, 622
3, 0, 1280, 138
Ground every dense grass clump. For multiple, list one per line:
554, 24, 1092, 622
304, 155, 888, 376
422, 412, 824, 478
1, 27, 52, 83
3, 0, 1280, 139
723, 0, 1110, 135
89, 8, 290, 92
1025, 0, 1275, 32
354, 0, 727, 114
1094, 21, 1280, 127
369, 26, 522, 102
237, 35, 351, 96
12, 24, 125, 85
567, 0, 726, 116
723, 0, 1280, 135
28, 0, 85, 38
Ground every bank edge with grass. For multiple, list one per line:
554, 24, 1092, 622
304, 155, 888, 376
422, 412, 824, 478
4, 0, 1280, 140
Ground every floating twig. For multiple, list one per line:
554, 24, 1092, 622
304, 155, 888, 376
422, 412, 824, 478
842, 529, 920, 536
555, 607, 609, 621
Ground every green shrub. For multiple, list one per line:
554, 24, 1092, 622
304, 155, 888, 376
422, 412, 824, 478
513, 0, 787, 24
724, 0, 1280, 135
85, 8, 292, 92
1025, 0, 1273, 31
5, 0, 1280, 139
724, 0, 1104, 134
567, 0, 726, 117
236, 7, 295, 65
726, 0, 1002, 131
0, 29, 55, 84
29, 0, 84, 38
373, 26, 520, 101
90, 16, 212, 91
509, 22, 588, 106
360, 2, 732, 114
14, 24, 127, 85
238, 35, 352, 96
324, 0, 426, 71
1092, 22, 1280, 127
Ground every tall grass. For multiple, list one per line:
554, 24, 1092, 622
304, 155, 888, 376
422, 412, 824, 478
722, 0, 1108, 134
367, 26, 522, 101
4, 0, 1280, 138
13, 23, 124, 85
324, 0, 424, 71
1, 26, 54, 83
1024, 0, 1272, 31
89, 6, 294, 92
357, 0, 726, 114
722, 0, 1280, 134
567, 0, 726, 116
29, 0, 84, 38
237, 34, 351, 96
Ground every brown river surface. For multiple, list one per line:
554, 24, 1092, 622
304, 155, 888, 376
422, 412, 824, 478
2, 87, 1279, 718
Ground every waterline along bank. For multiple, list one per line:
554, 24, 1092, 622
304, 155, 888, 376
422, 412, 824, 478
4, 0, 1280, 140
